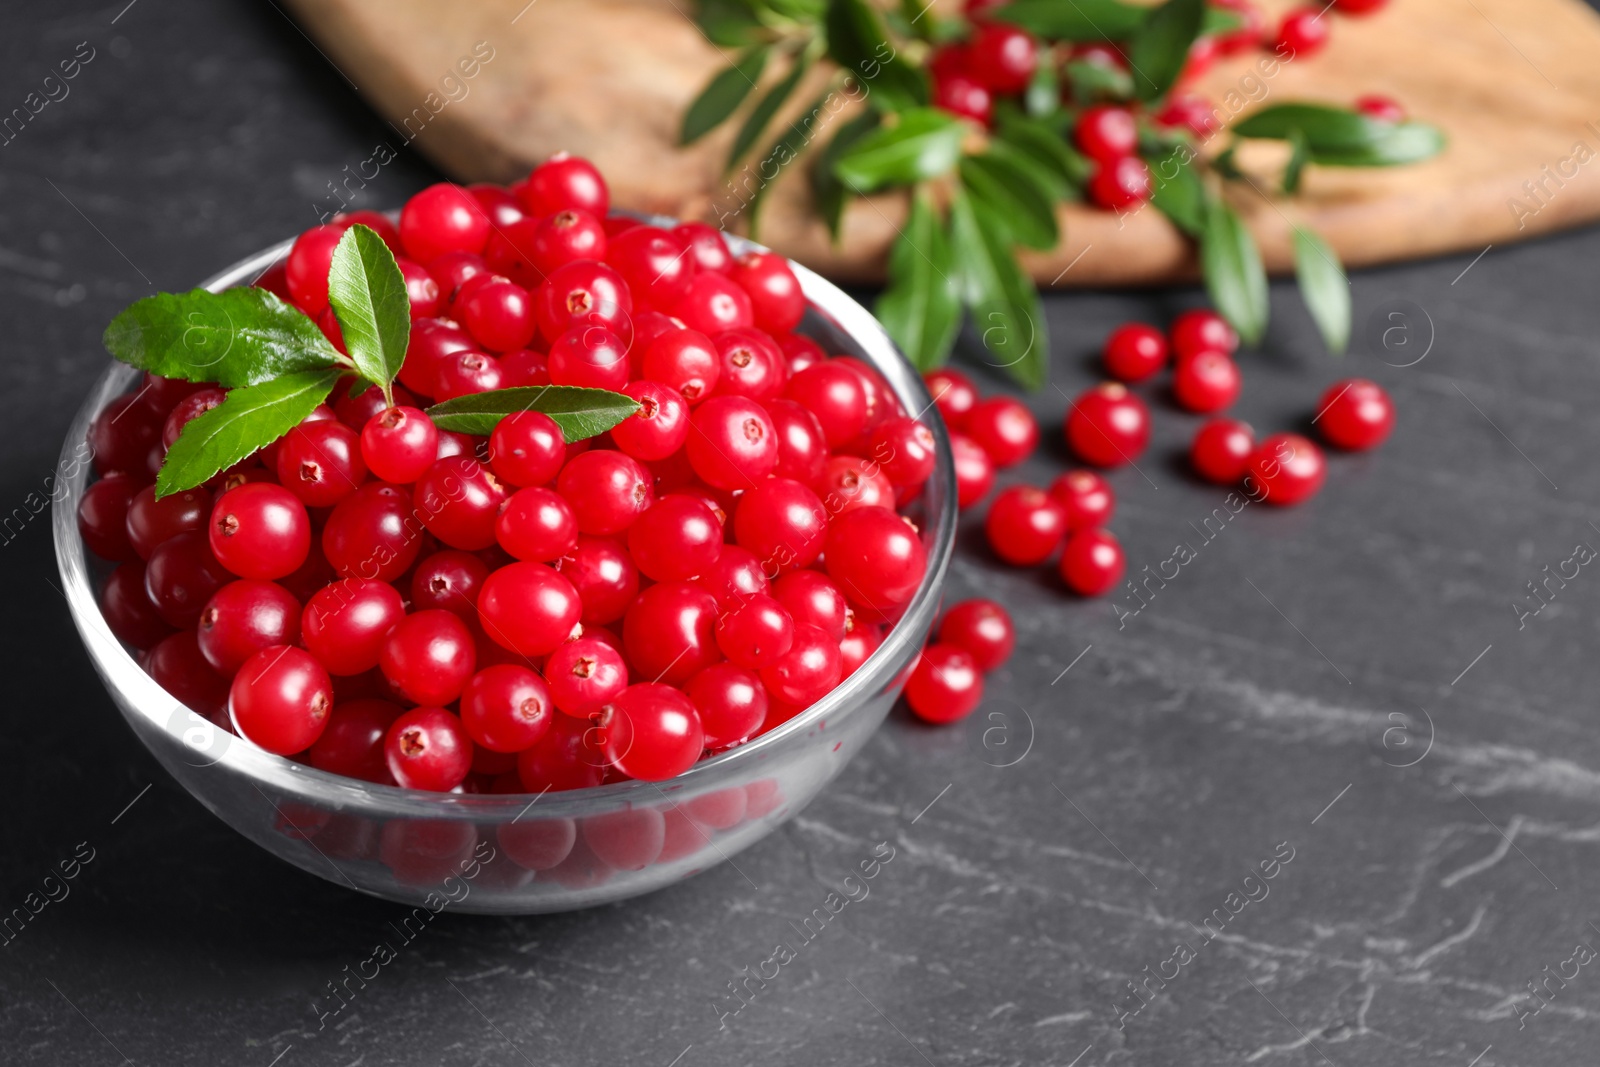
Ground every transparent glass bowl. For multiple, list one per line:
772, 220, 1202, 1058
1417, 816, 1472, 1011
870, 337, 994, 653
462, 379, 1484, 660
54, 231, 957, 913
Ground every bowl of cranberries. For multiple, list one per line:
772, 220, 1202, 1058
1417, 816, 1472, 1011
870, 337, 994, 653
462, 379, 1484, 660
57, 158, 956, 912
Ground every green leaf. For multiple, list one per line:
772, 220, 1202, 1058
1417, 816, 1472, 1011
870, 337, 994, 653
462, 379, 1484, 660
327, 224, 410, 396
748, 92, 831, 239
156, 369, 341, 497
1199, 199, 1268, 346
1024, 57, 1061, 118
831, 107, 963, 192
1147, 145, 1206, 235
985, 137, 1070, 201
102, 286, 341, 388
876, 190, 961, 372
1282, 126, 1309, 194
993, 111, 1092, 189
948, 189, 1048, 391
1233, 103, 1447, 166
727, 50, 812, 172
1292, 224, 1350, 354
823, 0, 928, 112
959, 153, 1059, 251
696, 0, 765, 46
1201, 6, 1243, 35
680, 47, 770, 145
990, 0, 1147, 40
812, 110, 880, 241
1127, 0, 1206, 101
426, 385, 640, 440
1063, 58, 1135, 105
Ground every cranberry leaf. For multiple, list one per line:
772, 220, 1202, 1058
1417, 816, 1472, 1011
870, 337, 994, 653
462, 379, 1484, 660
990, 0, 1147, 41
1127, 0, 1206, 102
813, 110, 880, 241
1148, 145, 1206, 235
681, 46, 771, 146
327, 224, 410, 397
102, 286, 342, 388
876, 190, 961, 372
426, 385, 640, 440
155, 368, 342, 498
959, 152, 1059, 251
830, 107, 963, 192
1233, 103, 1447, 166
1199, 199, 1268, 347
823, 0, 928, 113
949, 188, 1048, 391
1293, 225, 1350, 354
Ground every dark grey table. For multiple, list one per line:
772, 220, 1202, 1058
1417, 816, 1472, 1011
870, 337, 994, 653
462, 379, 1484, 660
5, 3, 1598, 1065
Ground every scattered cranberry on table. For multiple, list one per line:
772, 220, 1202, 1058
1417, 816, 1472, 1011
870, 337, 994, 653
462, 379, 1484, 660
1316, 379, 1394, 451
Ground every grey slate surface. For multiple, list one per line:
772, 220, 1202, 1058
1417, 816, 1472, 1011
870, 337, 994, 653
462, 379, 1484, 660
3, 2, 1599, 1064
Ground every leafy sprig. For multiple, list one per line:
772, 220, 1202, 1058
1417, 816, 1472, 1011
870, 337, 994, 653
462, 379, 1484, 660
102, 225, 638, 497
682, 0, 1447, 385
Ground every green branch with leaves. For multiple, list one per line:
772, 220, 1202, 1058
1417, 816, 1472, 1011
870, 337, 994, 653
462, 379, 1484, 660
682, 0, 1446, 389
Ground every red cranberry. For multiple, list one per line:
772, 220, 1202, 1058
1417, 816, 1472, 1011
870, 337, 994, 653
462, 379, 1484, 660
824, 507, 926, 611
1334, 0, 1388, 13
623, 582, 723, 686
144, 630, 229, 716
950, 432, 996, 509
1064, 383, 1150, 467
939, 599, 1014, 672
923, 367, 978, 429
517, 153, 610, 218
323, 483, 424, 582
308, 699, 401, 784
468, 183, 525, 226
529, 209, 607, 277
410, 550, 489, 620
332, 209, 402, 253
497, 486, 579, 562
557, 449, 654, 535
126, 483, 209, 561
101, 562, 175, 649
581, 808, 667, 870
1173, 350, 1242, 413
229, 645, 333, 755
783, 362, 868, 447
674, 273, 754, 335
197, 579, 301, 676
686, 396, 778, 490
397, 258, 442, 318
517, 714, 605, 791
415, 455, 509, 550
1047, 470, 1115, 532
487, 410, 566, 488
1171, 309, 1239, 358
1088, 156, 1152, 210
969, 23, 1037, 93
461, 664, 555, 753
1190, 418, 1255, 483
1103, 323, 1169, 382
284, 224, 344, 314
501, 347, 551, 387
816, 455, 894, 517
337, 382, 416, 432
1076, 105, 1138, 162
598, 683, 704, 781
686, 663, 767, 750
1248, 433, 1325, 506
673, 222, 733, 274
380, 608, 477, 705
868, 416, 937, 489
209, 483, 310, 581
628, 494, 723, 582
554, 537, 639, 625
497, 816, 578, 870
459, 277, 537, 353
1276, 7, 1330, 58
733, 477, 828, 574
1355, 94, 1406, 123
400, 183, 490, 263
432, 350, 506, 401
906, 644, 983, 724
398, 318, 475, 397
384, 706, 474, 792
728, 252, 805, 334
1154, 94, 1222, 138
79, 477, 136, 561
276, 419, 368, 508
545, 636, 629, 718
608, 225, 695, 309
717, 593, 795, 669
1060, 528, 1125, 596
933, 74, 993, 124
535, 260, 632, 344
964, 397, 1038, 468
1317, 379, 1394, 450
763, 399, 829, 484
772, 569, 849, 641
548, 325, 629, 391
759, 622, 842, 706
360, 406, 438, 484
302, 577, 407, 675
694, 545, 769, 609
642, 329, 720, 405
986, 485, 1069, 565
1212, 0, 1265, 53
478, 561, 583, 657
609, 381, 690, 462
838, 620, 884, 677
712, 328, 787, 402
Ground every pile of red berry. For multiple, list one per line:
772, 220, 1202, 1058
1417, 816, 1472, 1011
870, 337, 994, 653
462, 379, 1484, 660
928, 0, 1396, 210
79, 154, 944, 794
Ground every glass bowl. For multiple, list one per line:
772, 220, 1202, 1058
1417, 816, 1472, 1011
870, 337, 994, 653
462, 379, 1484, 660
53, 229, 957, 913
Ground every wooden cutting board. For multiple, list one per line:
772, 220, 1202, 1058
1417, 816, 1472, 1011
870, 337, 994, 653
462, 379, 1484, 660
282, 0, 1600, 285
